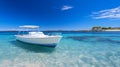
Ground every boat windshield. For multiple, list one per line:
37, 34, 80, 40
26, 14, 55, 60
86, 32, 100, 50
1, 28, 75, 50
18, 25, 40, 35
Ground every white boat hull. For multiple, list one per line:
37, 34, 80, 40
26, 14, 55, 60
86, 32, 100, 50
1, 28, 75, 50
15, 35, 62, 47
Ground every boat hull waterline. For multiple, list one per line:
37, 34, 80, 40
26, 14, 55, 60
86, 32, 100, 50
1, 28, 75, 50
15, 35, 62, 47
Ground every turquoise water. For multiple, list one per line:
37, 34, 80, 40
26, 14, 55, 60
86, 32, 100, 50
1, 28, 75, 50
0, 31, 120, 67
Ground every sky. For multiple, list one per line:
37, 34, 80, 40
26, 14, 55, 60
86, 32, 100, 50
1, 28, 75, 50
0, 0, 120, 30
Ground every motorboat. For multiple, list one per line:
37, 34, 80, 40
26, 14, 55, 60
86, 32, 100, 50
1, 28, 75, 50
15, 25, 62, 47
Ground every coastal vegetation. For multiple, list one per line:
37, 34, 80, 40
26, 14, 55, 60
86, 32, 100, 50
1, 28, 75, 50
92, 26, 120, 31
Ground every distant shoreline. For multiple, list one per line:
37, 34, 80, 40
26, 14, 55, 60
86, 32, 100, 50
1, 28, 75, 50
0, 30, 90, 32
103, 30, 120, 31
0, 30, 120, 32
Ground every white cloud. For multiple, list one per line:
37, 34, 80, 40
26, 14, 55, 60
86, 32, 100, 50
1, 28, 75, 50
61, 5, 73, 11
92, 6, 120, 19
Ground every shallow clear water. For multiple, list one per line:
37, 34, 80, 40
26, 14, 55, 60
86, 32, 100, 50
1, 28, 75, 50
0, 31, 120, 67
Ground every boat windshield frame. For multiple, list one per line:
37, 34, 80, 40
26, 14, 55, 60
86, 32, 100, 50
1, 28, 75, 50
18, 25, 40, 35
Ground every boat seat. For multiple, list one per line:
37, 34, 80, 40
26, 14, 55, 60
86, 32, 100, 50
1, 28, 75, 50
29, 32, 47, 37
